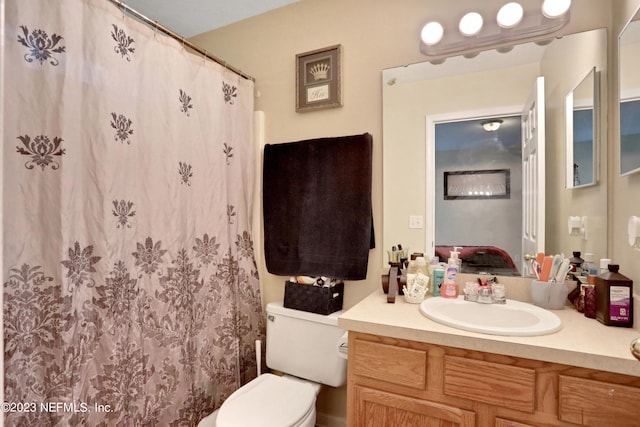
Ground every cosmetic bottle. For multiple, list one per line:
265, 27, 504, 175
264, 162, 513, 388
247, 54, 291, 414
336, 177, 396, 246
582, 253, 597, 276
595, 264, 633, 327
407, 258, 418, 275
414, 256, 428, 276
569, 251, 584, 275
428, 257, 440, 295
598, 258, 612, 275
432, 264, 444, 297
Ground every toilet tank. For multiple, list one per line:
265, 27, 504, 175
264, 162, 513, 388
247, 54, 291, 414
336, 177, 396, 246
266, 302, 347, 387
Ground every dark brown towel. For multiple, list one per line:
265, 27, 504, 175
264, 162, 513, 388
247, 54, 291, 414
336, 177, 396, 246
263, 133, 374, 280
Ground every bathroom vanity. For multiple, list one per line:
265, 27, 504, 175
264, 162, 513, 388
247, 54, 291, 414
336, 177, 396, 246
338, 290, 640, 426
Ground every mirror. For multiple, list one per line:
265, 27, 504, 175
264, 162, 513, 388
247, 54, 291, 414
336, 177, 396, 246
382, 28, 608, 277
565, 67, 599, 188
619, 8, 640, 176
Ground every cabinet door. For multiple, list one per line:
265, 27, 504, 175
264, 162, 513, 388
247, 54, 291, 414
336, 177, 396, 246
559, 375, 640, 426
354, 385, 475, 427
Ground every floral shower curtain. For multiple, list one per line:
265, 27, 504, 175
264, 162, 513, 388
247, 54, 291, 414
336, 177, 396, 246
2, 0, 264, 425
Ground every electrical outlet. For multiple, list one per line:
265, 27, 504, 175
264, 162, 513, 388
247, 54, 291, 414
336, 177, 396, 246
409, 215, 424, 229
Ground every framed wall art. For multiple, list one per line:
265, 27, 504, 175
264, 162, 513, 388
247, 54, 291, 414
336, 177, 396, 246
296, 44, 342, 112
444, 169, 510, 200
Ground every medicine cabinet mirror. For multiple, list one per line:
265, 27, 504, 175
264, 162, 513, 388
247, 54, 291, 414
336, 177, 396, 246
382, 28, 608, 277
565, 66, 599, 189
619, 7, 640, 176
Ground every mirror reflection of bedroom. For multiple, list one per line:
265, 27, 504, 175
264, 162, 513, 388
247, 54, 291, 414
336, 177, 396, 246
434, 116, 522, 276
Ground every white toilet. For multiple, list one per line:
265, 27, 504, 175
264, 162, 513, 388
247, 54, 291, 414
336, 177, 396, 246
198, 302, 348, 427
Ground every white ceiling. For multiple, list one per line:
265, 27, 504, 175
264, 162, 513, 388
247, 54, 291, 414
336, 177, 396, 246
123, 0, 299, 38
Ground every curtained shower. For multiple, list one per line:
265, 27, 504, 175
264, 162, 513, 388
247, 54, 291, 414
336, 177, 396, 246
2, 0, 264, 425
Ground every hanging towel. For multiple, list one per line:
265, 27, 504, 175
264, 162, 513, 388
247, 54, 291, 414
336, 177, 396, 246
263, 133, 374, 280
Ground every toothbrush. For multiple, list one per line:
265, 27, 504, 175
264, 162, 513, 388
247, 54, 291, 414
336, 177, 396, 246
549, 254, 563, 281
539, 256, 553, 282
555, 258, 571, 283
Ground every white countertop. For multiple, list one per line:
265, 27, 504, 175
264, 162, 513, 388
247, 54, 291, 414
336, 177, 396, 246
338, 289, 640, 377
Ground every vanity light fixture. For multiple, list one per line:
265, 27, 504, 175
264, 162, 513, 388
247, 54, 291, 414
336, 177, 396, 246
459, 12, 484, 37
497, 2, 524, 28
541, 0, 571, 18
419, 1, 571, 58
481, 119, 503, 132
421, 21, 444, 46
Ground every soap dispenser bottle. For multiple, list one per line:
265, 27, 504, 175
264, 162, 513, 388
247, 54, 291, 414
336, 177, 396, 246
441, 255, 459, 299
449, 247, 462, 270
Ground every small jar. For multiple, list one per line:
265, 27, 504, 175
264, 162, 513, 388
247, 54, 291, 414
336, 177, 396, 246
584, 275, 596, 318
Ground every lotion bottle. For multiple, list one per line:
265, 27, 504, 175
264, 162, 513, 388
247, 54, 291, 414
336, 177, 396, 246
428, 257, 441, 295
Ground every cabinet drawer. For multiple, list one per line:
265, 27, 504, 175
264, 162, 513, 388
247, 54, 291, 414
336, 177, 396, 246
444, 355, 536, 413
559, 375, 640, 426
495, 418, 535, 427
352, 339, 427, 389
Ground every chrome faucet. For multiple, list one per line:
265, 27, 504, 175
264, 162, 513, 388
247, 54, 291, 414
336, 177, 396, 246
463, 277, 506, 304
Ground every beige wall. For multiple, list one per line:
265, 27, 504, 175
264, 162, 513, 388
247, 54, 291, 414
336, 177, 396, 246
191, 1, 635, 425
192, 0, 612, 311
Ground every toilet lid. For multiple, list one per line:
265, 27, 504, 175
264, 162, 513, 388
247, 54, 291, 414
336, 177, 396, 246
216, 374, 317, 427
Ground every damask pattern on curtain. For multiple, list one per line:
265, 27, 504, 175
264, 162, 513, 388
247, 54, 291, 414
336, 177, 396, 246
3, 0, 264, 425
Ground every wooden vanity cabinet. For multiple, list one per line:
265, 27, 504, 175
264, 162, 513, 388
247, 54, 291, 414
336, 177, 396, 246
347, 332, 640, 426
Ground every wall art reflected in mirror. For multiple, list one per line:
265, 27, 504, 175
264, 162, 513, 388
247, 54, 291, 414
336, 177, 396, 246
382, 28, 608, 277
619, 8, 640, 176
565, 66, 599, 188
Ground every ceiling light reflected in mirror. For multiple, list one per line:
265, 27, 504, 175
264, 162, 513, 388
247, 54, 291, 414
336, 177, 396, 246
482, 119, 504, 132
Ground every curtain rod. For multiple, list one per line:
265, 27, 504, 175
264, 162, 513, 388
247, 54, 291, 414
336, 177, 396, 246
106, 0, 255, 82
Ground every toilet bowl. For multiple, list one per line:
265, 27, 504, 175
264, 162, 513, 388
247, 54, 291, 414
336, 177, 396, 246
198, 373, 321, 427
197, 302, 348, 427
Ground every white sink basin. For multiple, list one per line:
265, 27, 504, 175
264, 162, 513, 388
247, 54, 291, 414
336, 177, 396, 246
419, 296, 562, 336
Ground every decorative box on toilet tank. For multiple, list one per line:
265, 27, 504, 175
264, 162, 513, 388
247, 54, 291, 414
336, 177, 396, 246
283, 281, 344, 315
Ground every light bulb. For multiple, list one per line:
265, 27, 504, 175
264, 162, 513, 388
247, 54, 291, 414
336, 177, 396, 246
459, 12, 484, 37
497, 2, 524, 28
421, 21, 444, 46
542, 0, 571, 18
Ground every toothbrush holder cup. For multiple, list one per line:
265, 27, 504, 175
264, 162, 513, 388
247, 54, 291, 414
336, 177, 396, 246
530, 280, 569, 310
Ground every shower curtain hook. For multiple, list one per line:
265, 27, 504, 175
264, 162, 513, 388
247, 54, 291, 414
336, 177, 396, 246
154, 20, 158, 38
203, 50, 207, 64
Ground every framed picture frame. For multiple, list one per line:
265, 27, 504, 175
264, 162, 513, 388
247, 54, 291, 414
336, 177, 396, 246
444, 169, 510, 200
296, 44, 342, 112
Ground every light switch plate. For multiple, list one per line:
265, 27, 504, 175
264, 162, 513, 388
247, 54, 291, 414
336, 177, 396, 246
409, 215, 424, 229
